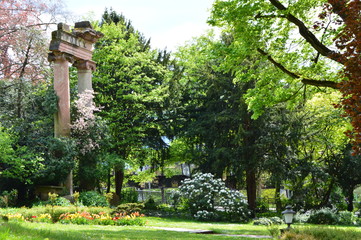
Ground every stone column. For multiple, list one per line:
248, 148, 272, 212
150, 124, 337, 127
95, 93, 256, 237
74, 60, 96, 93
48, 53, 73, 138
48, 52, 74, 195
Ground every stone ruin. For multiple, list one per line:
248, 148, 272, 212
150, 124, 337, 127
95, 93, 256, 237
48, 21, 103, 194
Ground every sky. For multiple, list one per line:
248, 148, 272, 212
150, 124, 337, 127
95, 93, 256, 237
64, 0, 217, 52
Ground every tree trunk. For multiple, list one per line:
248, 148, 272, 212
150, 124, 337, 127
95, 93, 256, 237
106, 169, 111, 193
17, 183, 27, 206
114, 167, 124, 198
275, 180, 282, 212
347, 187, 354, 212
246, 169, 257, 212
318, 179, 334, 208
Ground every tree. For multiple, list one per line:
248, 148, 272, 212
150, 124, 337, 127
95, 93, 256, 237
92, 10, 171, 198
328, 145, 361, 211
173, 33, 266, 211
283, 93, 348, 210
0, 0, 67, 119
71, 90, 108, 191
209, 0, 360, 150
0, 123, 44, 202
257, 104, 300, 212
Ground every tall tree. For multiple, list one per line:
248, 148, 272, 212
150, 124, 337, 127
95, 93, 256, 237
209, 0, 360, 150
173, 33, 265, 211
92, 10, 171, 198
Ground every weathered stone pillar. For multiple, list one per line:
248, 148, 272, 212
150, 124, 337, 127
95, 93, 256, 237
48, 52, 74, 195
48, 53, 73, 137
74, 60, 96, 93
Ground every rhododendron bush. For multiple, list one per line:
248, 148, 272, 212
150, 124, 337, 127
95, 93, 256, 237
178, 173, 251, 222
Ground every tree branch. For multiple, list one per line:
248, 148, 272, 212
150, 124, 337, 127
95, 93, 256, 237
257, 48, 339, 89
255, 13, 286, 19
0, 83, 16, 90
328, 0, 348, 22
268, 0, 345, 64
0, 23, 56, 38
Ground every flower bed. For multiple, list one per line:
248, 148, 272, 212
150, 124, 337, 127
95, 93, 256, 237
3, 211, 145, 226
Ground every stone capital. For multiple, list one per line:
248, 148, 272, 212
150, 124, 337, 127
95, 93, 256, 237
48, 52, 75, 64
73, 60, 96, 71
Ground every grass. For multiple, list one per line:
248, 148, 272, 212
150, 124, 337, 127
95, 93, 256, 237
2, 215, 361, 240
145, 217, 271, 235
0, 221, 272, 240
281, 226, 361, 240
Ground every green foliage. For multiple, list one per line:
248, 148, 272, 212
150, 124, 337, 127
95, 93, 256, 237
144, 197, 158, 210
42, 86, 58, 115
253, 217, 283, 226
79, 191, 109, 207
307, 208, 338, 225
293, 212, 310, 224
113, 203, 144, 215
35, 137, 75, 185
337, 211, 354, 225
121, 188, 138, 203
255, 198, 270, 213
93, 10, 176, 196
0, 125, 44, 184
209, 0, 341, 118
174, 33, 264, 197
0, 190, 18, 208
34, 197, 71, 207
93, 20, 170, 154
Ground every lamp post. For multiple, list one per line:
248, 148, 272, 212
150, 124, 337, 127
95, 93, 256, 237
282, 205, 296, 229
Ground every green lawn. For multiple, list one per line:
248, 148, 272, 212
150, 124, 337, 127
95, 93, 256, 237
146, 217, 271, 236
0, 221, 272, 240
2, 217, 361, 240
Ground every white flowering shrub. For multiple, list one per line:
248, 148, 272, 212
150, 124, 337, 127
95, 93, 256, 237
178, 173, 251, 222
194, 210, 216, 221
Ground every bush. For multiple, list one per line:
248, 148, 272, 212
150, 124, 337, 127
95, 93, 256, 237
337, 211, 354, 225
34, 197, 71, 207
0, 190, 18, 208
113, 203, 144, 215
121, 188, 138, 203
144, 197, 158, 210
293, 211, 310, 223
307, 208, 338, 225
253, 217, 283, 226
156, 204, 174, 212
169, 189, 181, 208
179, 172, 251, 222
256, 198, 269, 213
253, 217, 273, 226
194, 210, 218, 221
79, 191, 108, 207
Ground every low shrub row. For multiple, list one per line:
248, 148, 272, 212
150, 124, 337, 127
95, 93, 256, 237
294, 208, 359, 226
0, 207, 145, 226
